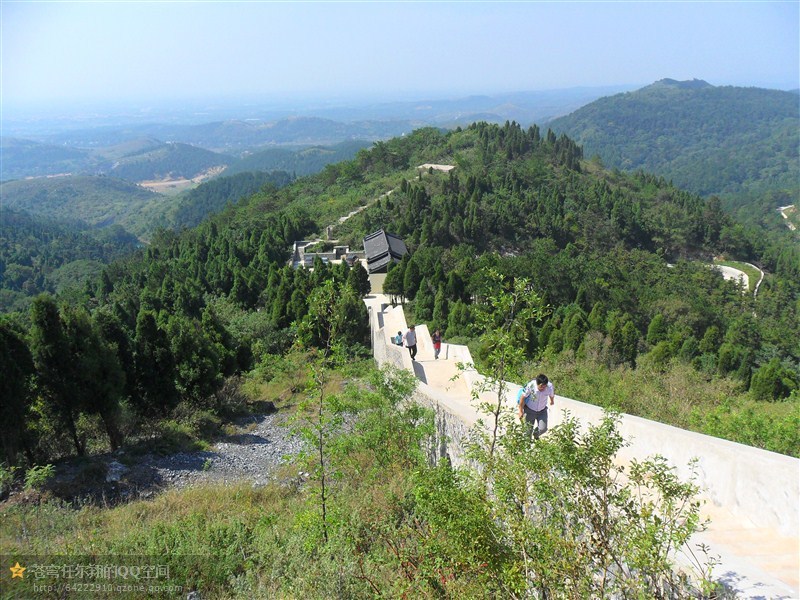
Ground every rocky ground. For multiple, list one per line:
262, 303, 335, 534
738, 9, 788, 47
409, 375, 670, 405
128, 411, 305, 492
21, 410, 307, 507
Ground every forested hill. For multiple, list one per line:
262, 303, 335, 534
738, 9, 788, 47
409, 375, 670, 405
0, 175, 160, 229
2, 123, 797, 472
0, 210, 140, 312
547, 79, 799, 220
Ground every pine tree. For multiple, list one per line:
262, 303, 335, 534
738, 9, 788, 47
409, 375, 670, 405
403, 257, 422, 300
133, 309, 179, 415
413, 279, 434, 323
0, 320, 35, 463
29, 295, 85, 455
346, 263, 371, 298
432, 285, 449, 329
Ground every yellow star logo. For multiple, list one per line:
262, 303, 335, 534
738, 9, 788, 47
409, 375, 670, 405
10, 562, 26, 579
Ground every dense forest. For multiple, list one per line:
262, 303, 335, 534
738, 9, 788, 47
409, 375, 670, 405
0, 146, 365, 305
342, 124, 798, 454
548, 79, 799, 227
2, 122, 797, 472
164, 170, 295, 230
0, 210, 140, 312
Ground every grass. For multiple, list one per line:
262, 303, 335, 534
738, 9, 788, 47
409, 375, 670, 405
0, 362, 426, 599
536, 353, 799, 457
713, 259, 761, 291
0, 481, 302, 597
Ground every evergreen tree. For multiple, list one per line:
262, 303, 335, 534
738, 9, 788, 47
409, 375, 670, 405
29, 295, 85, 456
346, 264, 371, 298
432, 286, 449, 330
133, 309, 179, 415
166, 313, 222, 405
382, 261, 405, 302
403, 257, 422, 300
335, 287, 370, 349
0, 319, 35, 464
413, 279, 435, 323
563, 308, 589, 353
750, 358, 798, 401
62, 308, 126, 450
646, 314, 668, 345
699, 325, 722, 354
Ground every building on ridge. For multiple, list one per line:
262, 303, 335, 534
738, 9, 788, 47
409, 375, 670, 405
290, 240, 365, 269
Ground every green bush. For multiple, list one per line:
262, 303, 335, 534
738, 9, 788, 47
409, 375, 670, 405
0, 463, 17, 497
750, 358, 798, 401
24, 464, 55, 491
141, 421, 208, 456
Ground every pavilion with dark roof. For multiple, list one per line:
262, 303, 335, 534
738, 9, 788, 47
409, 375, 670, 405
363, 229, 408, 273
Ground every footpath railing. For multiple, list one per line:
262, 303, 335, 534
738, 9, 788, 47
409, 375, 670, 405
366, 295, 799, 598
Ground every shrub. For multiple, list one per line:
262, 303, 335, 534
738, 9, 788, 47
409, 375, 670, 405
24, 464, 55, 491
0, 463, 17, 498
749, 358, 798, 401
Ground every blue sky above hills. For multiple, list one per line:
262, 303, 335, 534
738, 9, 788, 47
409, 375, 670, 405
2, 1, 798, 110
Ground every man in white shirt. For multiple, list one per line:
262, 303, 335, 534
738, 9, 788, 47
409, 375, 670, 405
517, 373, 555, 439
402, 325, 417, 361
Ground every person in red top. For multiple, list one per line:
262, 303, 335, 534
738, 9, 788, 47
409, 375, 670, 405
431, 329, 442, 359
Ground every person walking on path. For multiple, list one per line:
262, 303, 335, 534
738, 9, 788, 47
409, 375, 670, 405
518, 374, 555, 439
403, 325, 418, 361
431, 328, 442, 359
393, 331, 403, 346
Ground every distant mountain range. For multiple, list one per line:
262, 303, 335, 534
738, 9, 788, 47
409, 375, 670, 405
2, 86, 638, 179
548, 79, 799, 216
2, 79, 796, 285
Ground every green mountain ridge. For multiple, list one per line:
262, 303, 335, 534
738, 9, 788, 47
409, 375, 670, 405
0, 175, 163, 229
1, 124, 797, 477
547, 80, 799, 223
2, 136, 371, 182
0, 140, 369, 236
106, 141, 227, 181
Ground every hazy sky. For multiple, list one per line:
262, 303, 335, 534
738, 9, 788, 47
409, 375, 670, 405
2, 1, 798, 109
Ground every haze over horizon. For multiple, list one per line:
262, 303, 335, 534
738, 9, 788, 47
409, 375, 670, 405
2, 1, 798, 117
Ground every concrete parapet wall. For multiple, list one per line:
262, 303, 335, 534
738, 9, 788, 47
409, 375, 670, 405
548, 395, 798, 538
367, 297, 799, 539
413, 385, 474, 469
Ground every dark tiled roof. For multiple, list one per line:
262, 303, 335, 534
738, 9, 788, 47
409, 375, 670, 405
386, 233, 408, 257
363, 229, 408, 273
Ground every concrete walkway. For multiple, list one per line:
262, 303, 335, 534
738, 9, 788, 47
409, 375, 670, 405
364, 285, 799, 599
716, 264, 750, 292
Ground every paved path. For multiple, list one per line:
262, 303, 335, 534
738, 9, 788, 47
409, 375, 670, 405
716, 264, 750, 291
365, 285, 799, 599
715, 263, 766, 299
778, 205, 797, 231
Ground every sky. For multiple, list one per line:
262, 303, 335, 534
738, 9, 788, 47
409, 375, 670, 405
1, 1, 798, 110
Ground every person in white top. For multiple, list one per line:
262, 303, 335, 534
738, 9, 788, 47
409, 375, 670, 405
517, 373, 555, 439
402, 325, 417, 361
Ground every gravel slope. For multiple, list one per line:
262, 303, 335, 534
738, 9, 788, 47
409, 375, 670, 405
126, 412, 305, 494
